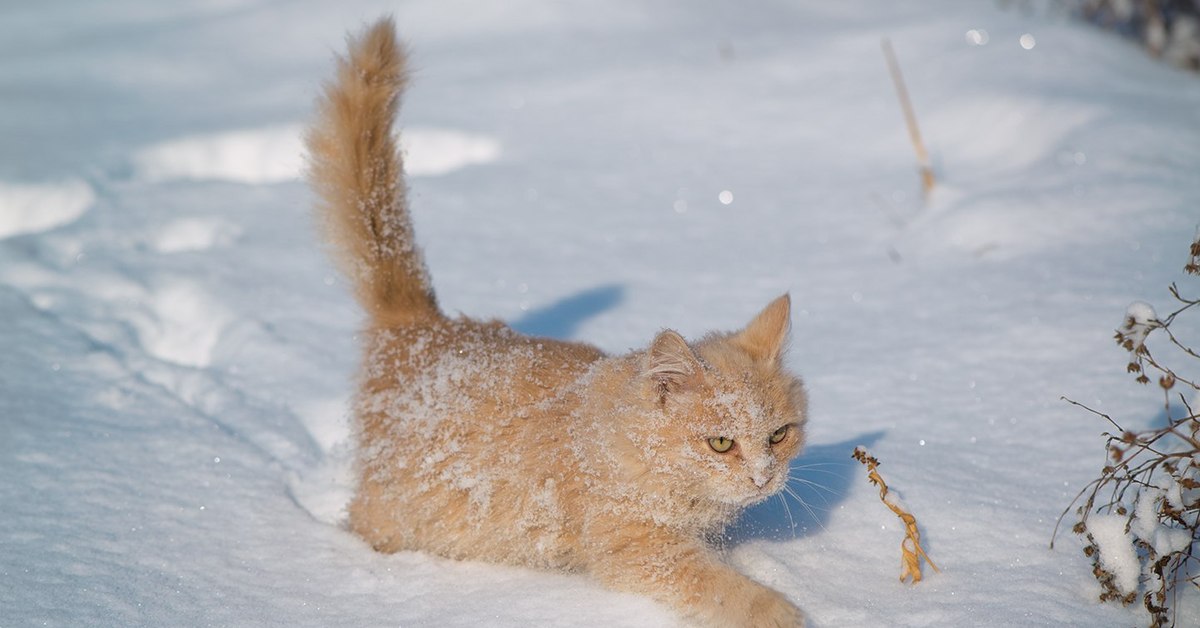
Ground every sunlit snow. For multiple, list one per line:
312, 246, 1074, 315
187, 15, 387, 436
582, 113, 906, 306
3, 1, 1199, 626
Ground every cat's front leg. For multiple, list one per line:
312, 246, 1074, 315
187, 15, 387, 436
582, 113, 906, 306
737, 580, 805, 628
586, 524, 804, 628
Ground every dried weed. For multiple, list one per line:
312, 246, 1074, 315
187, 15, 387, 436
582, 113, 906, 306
853, 446, 940, 584
1055, 232, 1200, 628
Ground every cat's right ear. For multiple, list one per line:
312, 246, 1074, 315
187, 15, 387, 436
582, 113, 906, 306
733, 293, 791, 367
644, 330, 701, 396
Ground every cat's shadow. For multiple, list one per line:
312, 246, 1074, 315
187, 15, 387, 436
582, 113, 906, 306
510, 284, 624, 339
726, 430, 885, 544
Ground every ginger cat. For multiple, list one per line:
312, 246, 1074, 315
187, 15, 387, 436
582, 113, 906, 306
306, 18, 808, 628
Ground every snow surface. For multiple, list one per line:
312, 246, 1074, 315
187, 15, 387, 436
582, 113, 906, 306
3, 0, 1200, 626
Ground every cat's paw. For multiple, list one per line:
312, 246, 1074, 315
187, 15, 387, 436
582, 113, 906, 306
746, 586, 805, 628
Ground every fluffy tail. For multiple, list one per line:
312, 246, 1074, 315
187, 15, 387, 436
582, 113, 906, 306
306, 17, 440, 324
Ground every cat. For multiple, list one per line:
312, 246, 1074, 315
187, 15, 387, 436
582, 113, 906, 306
306, 17, 809, 628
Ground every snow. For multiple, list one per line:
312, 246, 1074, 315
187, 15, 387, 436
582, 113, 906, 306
1132, 484, 1196, 559
1125, 301, 1158, 327
1119, 300, 1159, 359
3, 0, 1200, 626
1088, 515, 1140, 597
130, 124, 499, 183
0, 179, 94, 238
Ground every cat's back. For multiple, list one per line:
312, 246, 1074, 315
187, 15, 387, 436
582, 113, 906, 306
361, 317, 604, 415
350, 316, 605, 565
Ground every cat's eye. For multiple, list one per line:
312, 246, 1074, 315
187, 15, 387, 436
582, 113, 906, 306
708, 437, 734, 453
769, 425, 790, 445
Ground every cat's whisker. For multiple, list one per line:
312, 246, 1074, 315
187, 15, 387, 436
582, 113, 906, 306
775, 492, 797, 537
789, 492, 828, 531
784, 480, 834, 508
780, 484, 829, 534
786, 475, 837, 495
786, 472, 837, 492
788, 466, 848, 479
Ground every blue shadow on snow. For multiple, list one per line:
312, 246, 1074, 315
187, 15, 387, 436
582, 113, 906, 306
725, 430, 885, 544
510, 284, 624, 340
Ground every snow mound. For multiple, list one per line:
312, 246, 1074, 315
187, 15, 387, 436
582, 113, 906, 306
401, 128, 502, 176
130, 125, 501, 183
1088, 514, 1140, 597
153, 217, 242, 253
131, 281, 231, 368
0, 179, 94, 239
928, 98, 1099, 179
132, 125, 306, 184
287, 440, 356, 527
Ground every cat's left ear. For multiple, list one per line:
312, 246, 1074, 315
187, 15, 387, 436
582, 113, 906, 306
733, 294, 791, 366
645, 329, 702, 395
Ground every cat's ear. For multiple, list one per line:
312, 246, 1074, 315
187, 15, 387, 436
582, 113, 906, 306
734, 294, 791, 366
645, 329, 701, 395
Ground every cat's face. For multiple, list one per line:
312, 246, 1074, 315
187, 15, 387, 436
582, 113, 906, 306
633, 295, 808, 509
666, 352, 806, 507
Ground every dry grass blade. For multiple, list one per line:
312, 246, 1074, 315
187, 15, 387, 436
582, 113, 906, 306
853, 446, 940, 583
881, 38, 935, 200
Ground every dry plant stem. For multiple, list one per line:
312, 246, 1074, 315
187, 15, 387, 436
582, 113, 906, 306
1054, 397, 1200, 623
1135, 341, 1200, 392
852, 447, 940, 583
1054, 238, 1200, 628
881, 38, 935, 199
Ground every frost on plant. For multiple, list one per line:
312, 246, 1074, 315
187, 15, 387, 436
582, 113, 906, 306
1055, 234, 1200, 628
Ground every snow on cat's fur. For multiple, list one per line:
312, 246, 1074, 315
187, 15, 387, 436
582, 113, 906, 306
306, 17, 809, 627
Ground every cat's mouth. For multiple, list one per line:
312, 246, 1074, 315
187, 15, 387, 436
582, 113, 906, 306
740, 494, 769, 507
736, 478, 783, 507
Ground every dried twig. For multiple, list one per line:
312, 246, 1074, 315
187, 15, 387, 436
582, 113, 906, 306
881, 38, 935, 199
853, 446, 940, 583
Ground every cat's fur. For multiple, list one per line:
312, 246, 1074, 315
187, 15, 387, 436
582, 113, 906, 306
306, 18, 808, 628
